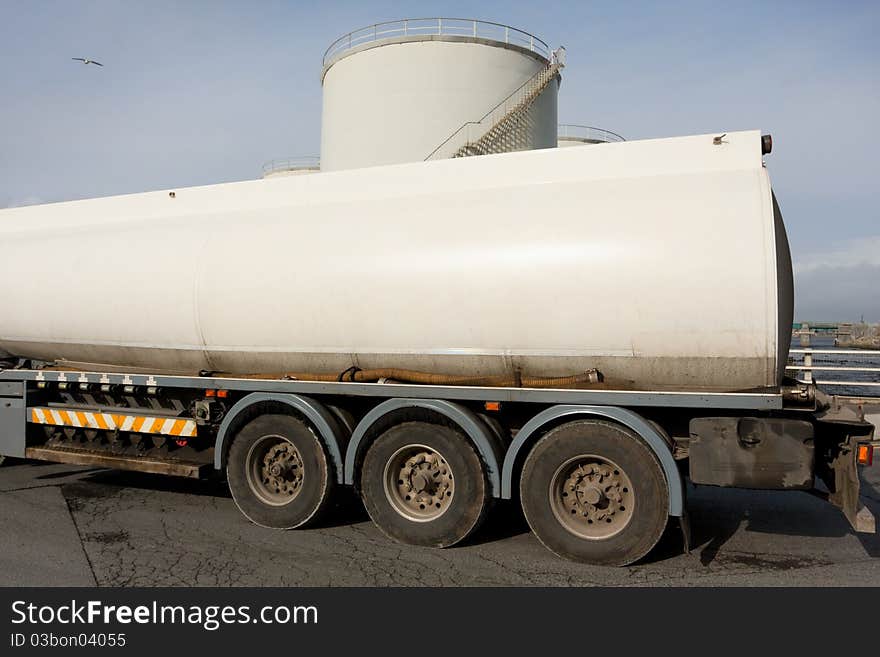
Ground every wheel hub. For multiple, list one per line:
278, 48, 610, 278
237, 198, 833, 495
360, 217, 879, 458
246, 436, 306, 506
551, 456, 635, 540
566, 463, 624, 522
580, 484, 604, 506
384, 446, 455, 522
262, 443, 303, 496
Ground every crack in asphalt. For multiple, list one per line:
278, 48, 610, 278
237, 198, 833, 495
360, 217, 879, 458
62, 494, 98, 586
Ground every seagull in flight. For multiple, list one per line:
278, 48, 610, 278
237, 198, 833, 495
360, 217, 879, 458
72, 57, 103, 67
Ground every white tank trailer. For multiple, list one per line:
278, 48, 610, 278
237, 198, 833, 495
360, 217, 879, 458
1, 131, 877, 566
1, 17, 876, 568
0, 131, 791, 392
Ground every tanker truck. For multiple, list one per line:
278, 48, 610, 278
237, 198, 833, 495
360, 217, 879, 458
0, 130, 876, 566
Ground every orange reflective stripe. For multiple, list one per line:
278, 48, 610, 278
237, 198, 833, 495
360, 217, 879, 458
27, 408, 198, 437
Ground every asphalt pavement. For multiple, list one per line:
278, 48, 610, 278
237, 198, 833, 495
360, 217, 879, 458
1, 458, 879, 586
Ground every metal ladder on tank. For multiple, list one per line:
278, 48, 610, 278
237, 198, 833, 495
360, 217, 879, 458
425, 47, 566, 161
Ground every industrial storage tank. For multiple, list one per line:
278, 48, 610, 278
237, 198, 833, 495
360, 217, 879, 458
557, 124, 625, 147
261, 157, 320, 178
0, 131, 792, 392
320, 18, 560, 171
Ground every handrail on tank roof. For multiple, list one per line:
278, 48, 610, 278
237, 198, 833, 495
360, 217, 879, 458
323, 18, 550, 69
557, 124, 626, 143
261, 156, 321, 176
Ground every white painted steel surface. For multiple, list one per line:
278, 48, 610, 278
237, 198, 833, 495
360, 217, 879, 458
0, 131, 791, 391
320, 37, 558, 171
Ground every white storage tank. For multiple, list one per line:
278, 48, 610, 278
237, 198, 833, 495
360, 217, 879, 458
557, 124, 625, 147
320, 18, 559, 171
0, 131, 792, 392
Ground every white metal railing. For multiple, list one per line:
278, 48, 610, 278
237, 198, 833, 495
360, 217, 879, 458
323, 18, 551, 68
787, 348, 880, 391
557, 124, 625, 143
261, 157, 320, 177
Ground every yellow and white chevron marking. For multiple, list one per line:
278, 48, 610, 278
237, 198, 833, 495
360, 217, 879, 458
28, 407, 197, 438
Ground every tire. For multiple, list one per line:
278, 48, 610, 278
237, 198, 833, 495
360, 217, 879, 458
227, 414, 334, 529
520, 420, 669, 566
360, 421, 489, 548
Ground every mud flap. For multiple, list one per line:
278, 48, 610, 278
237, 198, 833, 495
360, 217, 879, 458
817, 434, 876, 534
679, 509, 692, 554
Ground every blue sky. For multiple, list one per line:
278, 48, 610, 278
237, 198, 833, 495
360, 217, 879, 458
1, 1, 877, 321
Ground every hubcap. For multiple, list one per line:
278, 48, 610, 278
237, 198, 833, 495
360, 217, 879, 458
246, 435, 305, 506
550, 455, 635, 540
383, 444, 455, 522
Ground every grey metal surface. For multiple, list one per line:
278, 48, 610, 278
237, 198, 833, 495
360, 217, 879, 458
214, 392, 346, 483
3, 460, 879, 586
0, 395, 26, 458
0, 369, 785, 410
500, 405, 685, 515
343, 398, 503, 497
0, 381, 23, 397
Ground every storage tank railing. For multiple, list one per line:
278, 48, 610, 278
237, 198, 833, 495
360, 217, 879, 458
558, 124, 626, 144
323, 18, 550, 69
261, 157, 321, 177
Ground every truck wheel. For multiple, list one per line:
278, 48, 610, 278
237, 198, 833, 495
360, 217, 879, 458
360, 421, 489, 548
227, 414, 334, 529
520, 420, 669, 566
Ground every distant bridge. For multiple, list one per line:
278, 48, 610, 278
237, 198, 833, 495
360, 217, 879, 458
792, 322, 849, 334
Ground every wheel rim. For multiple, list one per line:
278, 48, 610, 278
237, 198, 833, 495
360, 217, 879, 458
549, 454, 635, 540
383, 443, 455, 522
245, 434, 305, 506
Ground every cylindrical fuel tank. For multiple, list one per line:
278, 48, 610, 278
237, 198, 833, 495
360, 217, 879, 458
0, 131, 792, 391
320, 18, 558, 171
